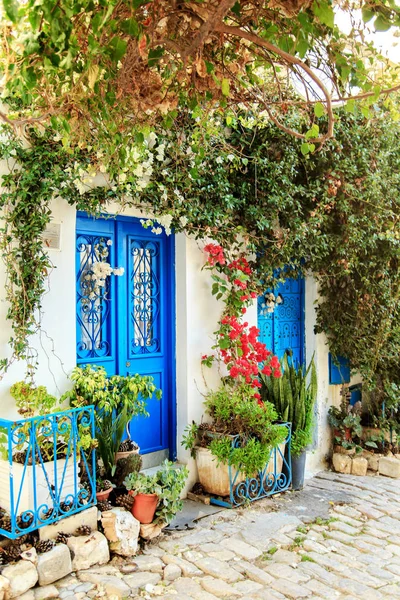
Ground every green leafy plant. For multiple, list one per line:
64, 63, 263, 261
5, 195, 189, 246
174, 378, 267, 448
124, 460, 188, 525
63, 365, 161, 479
327, 397, 363, 453
184, 383, 287, 477
260, 352, 317, 457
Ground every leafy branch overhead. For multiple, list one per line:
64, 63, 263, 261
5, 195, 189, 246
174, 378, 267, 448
1, 0, 400, 149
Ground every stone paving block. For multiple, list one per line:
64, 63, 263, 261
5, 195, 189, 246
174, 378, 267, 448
379, 584, 400, 597
233, 580, 263, 594
304, 578, 341, 599
325, 530, 356, 545
272, 549, 301, 564
332, 454, 352, 474
233, 559, 274, 585
271, 578, 311, 598
200, 576, 242, 597
329, 520, 360, 536
123, 571, 161, 591
264, 563, 310, 584
332, 505, 363, 520
298, 562, 340, 586
162, 554, 203, 577
351, 456, 368, 476
334, 578, 383, 600
194, 556, 243, 582
220, 537, 262, 560
379, 456, 400, 478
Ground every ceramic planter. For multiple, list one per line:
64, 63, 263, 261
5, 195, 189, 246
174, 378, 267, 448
115, 445, 140, 462
96, 486, 113, 502
291, 451, 306, 490
0, 458, 77, 514
195, 441, 286, 497
129, 492, 158, 524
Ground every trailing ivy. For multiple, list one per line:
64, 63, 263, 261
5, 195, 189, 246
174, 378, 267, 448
0, 109, 400, 393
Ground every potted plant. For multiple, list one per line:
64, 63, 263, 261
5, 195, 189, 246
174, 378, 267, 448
124, 460, 188, 524
96, 478, 113, 501
261, 351, 318, 491
0, 382, 84, 515
182, 382, 287, 497
62, 365, 161, 481
328, 396, 363, 456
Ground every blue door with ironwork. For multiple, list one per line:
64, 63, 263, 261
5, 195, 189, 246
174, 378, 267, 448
75, 214, 176, 459
258, 277, 305, 365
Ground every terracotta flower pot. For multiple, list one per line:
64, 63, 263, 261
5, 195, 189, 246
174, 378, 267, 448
115, 447, 140, 462
96, 487, 113, 502
129, 492, 158, 524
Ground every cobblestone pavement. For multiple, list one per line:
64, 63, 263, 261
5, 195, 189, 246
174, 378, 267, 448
55, 471, 400, 600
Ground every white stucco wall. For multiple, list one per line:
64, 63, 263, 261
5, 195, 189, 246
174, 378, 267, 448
304, 275, 341, 476
0, 185, 336, 487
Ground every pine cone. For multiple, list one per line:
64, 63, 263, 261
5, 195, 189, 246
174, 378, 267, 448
76, 525, 92, 536
56, 531, 72, 545
3, 543, 22, 562
0, 515, 12, 532
17, 514, 34, 529
97, 500, 112, 512
115, 494, 134, 511
118, 439, 133, 452
12, 451, 26, 465
35, 539, 55, 554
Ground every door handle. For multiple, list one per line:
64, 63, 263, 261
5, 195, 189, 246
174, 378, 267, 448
126, 361, 131, 367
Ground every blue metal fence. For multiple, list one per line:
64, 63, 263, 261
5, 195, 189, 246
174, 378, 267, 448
210, 423, 292, 508
0, 406, 96, 539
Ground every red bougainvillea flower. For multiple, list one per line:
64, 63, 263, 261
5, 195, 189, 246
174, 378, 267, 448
204, 243, 225, 266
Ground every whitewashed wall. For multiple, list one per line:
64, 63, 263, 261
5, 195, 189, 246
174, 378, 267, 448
0, 188, 338, 486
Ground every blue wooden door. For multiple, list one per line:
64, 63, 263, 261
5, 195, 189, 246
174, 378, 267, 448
258, 276, 305, 365
75, 215, 176, 457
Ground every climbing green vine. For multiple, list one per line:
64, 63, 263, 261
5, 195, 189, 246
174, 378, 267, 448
0, 107, 399, 392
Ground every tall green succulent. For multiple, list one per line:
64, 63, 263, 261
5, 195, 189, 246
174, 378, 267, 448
261, 352, 317, 457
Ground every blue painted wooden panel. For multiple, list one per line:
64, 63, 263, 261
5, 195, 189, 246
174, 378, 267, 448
76, 215, 176, 457
116, 221, 171, 454
76, 218, 117, 376
329, 354, 350, 384
258, 276, 305, 365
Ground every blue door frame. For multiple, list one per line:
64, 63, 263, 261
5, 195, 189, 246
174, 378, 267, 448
258, 276, 305, 365
75, 213, 177, 460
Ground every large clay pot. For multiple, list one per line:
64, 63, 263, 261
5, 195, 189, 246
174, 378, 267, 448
130, 492, 158, 524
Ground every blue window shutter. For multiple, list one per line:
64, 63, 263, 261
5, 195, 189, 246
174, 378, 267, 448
329, 353, 350, 384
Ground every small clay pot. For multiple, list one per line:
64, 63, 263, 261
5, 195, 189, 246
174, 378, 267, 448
129, 492, 158, 524
96, 487, 113, 502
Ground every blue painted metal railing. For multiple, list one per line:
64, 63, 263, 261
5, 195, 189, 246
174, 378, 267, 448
211, 422, 292, 508
0, 406, 96, 539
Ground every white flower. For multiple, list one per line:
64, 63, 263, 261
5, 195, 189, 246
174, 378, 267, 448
276, 295, 283, 305
106, 239, 113, 246
113, 267, 125, 276
227, 154, 235, 162
151, 227, 163, 235
216, 156, 224, 164
179, 216, 188, 227
146, 132, 157, 149
92, 261, 113, 279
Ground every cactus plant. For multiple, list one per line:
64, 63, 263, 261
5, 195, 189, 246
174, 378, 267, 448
261, 351, 317, 457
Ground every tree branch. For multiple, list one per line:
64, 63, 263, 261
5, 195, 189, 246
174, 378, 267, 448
182, 0, 238, 61
215, 22, 335, 144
